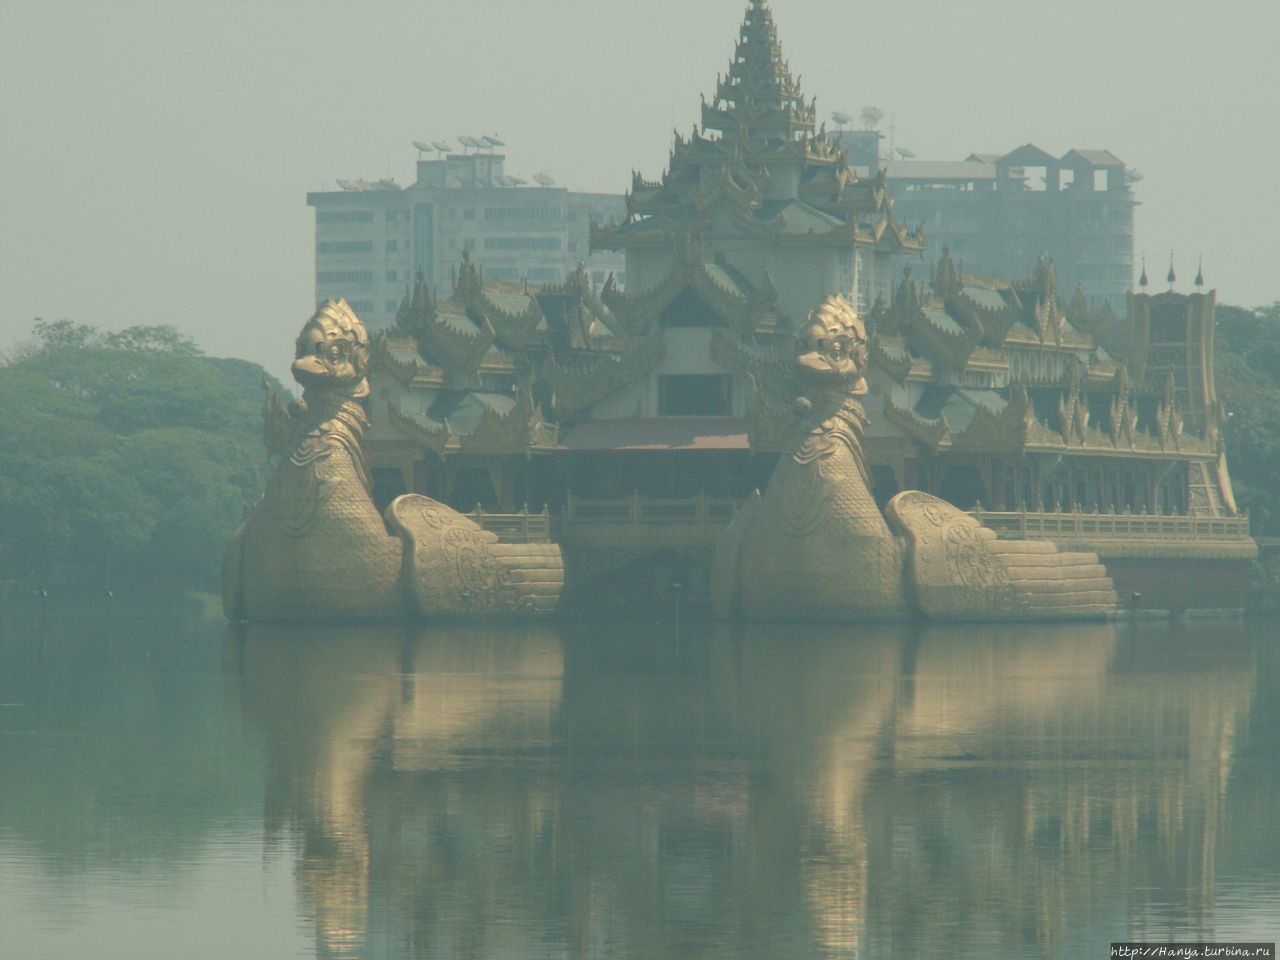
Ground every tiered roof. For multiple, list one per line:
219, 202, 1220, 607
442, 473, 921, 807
591, 0, 921, 272
373, 258, 623, 452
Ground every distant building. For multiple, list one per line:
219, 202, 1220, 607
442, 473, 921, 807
307, 151, 626, 331
831, 131, 1137, 308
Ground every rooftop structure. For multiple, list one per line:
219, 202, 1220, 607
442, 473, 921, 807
831, 132, 1138, 308
307, 148, 625, 331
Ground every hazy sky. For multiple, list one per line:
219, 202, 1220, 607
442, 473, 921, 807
2, 0, 1277, 376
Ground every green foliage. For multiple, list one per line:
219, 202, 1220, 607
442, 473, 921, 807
0, 320, 275, 591
1216, 302, 1280, 539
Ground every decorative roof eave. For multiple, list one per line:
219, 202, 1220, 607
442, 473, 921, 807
687, 261, 778, 337
868, 332, 912, 383
690, 165, 766, 214
589, 218, 621, 251
905, 308, 983, 373
457, 390, 552, 456
417, 310, 495, 380
371, 334, 433, 386
862, 216, 924, 255
951, 288, 1021, 345
884, 398, 950, 450
709, 327, 793, 401
383, 401, 457, 456
599, 261, 684, 340
540, 333, 666, 418
466, 287, 544, 353
948, 387, 1030, 453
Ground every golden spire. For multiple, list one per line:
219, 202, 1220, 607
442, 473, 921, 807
701, 0, 814, 143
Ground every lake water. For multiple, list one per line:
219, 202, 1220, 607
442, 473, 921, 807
2, 600, 1277, 959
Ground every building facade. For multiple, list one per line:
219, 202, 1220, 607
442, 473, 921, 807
358, 0, 1252, 613
308, 151, 626, 331
832, 131, 1137, 308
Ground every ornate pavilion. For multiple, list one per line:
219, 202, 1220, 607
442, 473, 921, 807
362, 0, 1254, 612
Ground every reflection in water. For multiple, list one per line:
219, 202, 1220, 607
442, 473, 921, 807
224, 618, 1268, 959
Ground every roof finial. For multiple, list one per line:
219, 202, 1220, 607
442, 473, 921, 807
1139, 254, 1148, 288
1166, 251, 1176, 288
1195, 254, 1204, 288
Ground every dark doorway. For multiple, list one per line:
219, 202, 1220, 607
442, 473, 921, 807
938, 464, 986, 510
448, 467, 498, 512
372, 468, 407, 514
870, 465, 900, 510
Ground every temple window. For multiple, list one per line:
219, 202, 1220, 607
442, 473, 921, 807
658, 375, 732, 417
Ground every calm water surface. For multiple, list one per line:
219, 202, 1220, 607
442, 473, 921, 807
2, 600, 1277, 959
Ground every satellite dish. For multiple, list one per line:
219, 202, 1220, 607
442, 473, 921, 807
431, 140, 451, 153
376, 178, 397, 190
895, 146, 916, 159
457, 135, 473, 150
495, 175, 511, 186
860, 105, 884, 129
336, 178, 356, 191
1125, 168, 1143, 183
533, 172, 555, 186
507, 176, 527, 186
831, 110, 852, 126
483, 135, 505, 147
412, 140, 432, 154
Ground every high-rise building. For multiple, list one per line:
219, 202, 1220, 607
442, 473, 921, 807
832, 131, 1137, 308
307, 149, 625, 330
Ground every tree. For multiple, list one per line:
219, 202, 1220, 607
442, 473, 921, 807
0, 320, 276, 592
1216, 302, 1280, 539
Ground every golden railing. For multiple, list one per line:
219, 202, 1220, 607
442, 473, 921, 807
968, 506, 1252, 541
464, 499, 1256, 555
462, 505, 552, 543
564, 492, 738, 526
968, 506, 1256, 558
